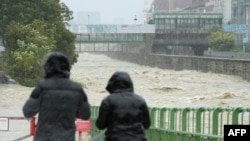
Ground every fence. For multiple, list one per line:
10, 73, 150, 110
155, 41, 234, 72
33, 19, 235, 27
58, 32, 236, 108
1, 107, 249, 141
89, 106, 250, 141
0, 116, 90, 141
0, 116, 35, 141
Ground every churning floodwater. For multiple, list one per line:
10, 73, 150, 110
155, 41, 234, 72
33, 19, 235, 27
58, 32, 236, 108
70, 53, 250, 108
1, 52, 250, 140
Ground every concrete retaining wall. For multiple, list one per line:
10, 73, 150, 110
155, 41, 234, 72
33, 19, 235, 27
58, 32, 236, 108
105, 51, 250, 82
103, 34, 250, 81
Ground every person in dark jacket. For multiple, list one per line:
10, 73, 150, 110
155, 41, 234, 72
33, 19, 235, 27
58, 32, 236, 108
96, 71, 151, 141
22, 51, 91, 141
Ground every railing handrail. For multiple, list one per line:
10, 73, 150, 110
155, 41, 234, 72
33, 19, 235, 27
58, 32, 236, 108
3, 107, 249, 141
89, 106, 250, 141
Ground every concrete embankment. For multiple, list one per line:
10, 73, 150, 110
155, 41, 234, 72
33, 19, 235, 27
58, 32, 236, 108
105, 52, 250, 82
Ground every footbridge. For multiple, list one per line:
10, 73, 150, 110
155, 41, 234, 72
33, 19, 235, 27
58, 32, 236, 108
74, 32, 209, 55
75, 33, 145, 44
75, 33, 146, 53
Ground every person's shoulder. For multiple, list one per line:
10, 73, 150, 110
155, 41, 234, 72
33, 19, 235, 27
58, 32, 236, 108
68, 79, 81, 85
36, 79, 46, 87
67, 79, 83, 88
134, 93, 146, 101
101, 94, 112, 102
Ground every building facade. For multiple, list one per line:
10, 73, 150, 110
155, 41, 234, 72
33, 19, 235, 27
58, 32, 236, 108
151, 12, 223, 56
231, 0, 250, 43
153, 12, 223, 31
213, 0, 232, 24
143, 0, 193, 24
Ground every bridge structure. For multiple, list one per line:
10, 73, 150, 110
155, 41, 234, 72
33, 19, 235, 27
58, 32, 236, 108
74, 33, 146, 53
74, 32, 208, 56
74, 31, 210, 56
73, 12, 223, 56
73, 24, 153, 53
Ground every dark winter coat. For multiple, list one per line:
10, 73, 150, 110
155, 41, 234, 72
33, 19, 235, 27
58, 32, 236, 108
23, 78, 90, 141
22, 52, 91, 141
96, 71, 151, 141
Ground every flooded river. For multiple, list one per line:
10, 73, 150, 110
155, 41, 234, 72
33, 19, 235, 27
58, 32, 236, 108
0, 52, 250, 140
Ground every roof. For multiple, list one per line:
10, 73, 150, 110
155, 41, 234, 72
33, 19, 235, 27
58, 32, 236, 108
186, 0, 208, 9
152, 0, 193, 11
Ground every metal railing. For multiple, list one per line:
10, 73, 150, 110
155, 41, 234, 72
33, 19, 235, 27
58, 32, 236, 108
2, 107, 249, 141
0, 116, 35, 141
89, 106, 250, 141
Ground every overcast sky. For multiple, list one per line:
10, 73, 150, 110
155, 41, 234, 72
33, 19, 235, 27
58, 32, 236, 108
60, 0, 145, 24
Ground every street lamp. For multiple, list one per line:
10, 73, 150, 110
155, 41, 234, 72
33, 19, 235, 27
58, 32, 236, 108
134, 15, 137, 25
88, 14, 90, 25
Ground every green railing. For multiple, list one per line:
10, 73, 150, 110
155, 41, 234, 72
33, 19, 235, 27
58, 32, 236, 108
88, 106, 250, 141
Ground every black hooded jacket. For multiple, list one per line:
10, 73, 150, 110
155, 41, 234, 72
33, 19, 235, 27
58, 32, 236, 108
96, 71, 151, 141
22, 52, 90, 141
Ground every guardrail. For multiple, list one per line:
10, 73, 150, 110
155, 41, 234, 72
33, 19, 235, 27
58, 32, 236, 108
2, 107, 249, 141
89, 106, 250, 141
0, 116, 35, 141
0, 116, 90, 141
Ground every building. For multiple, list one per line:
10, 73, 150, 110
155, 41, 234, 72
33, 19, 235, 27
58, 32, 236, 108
215, 0, 232, 24
182, 0, 231, 24
151, 11, 223, 55
231, 0, 250, 24
152, 0, 192, 11
184, 0, 249, 44
153, 12, 222, 31
184, 0, 207, 12
247, 3, 250, 42
143, 0, 154, 24
231, 0, 250, 43
143, 0, 193, 24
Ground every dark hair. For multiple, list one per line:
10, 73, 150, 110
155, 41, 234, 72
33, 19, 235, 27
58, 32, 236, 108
42, 52, 70, 79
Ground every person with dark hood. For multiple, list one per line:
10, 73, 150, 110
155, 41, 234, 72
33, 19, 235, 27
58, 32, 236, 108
96, 71, 151, 141
22, 51, 91, 141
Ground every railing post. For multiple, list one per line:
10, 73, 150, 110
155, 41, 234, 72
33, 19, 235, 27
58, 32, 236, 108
212, 108, 223, 136
169, 108, 177, 130
159, 108, 167, 129
181, 108, 190, 132
30, 117, 36, 136
149, 107, 157, 128
196, 107, 205, 133
232, 107, 244, 124
78, 131, 82, 141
